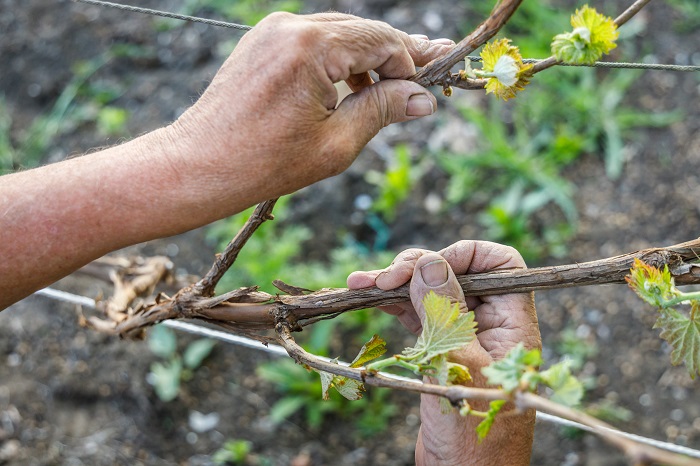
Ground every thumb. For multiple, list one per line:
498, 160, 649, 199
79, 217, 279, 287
410, 253, 468, 324
331, 80, 436, 153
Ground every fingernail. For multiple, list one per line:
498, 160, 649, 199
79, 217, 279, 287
410, 34, 430, 40
431, 38, 455, 46
420, 259, 448, 287
406, 94, 434, 117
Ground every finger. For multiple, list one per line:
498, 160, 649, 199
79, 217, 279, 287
318, 19, 454, 82
380, 302, 423, 335
409, 253, 469, 322
402, 34, 456, 68
330, 79, 436, 158
437, 240, 526, 274
345, 72, 374, 93
347, 269, 383, 289
374, 248, 432, 290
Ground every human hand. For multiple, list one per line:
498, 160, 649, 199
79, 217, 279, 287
348, 241, 540, 466
168, 12, 454, 217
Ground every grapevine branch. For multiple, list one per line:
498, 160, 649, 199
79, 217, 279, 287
410, 0, 523, 87
194, 198, 279, 296
276, 324, 696, 466
86, 237, 700, 337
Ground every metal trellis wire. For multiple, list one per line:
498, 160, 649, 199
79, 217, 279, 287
72, 0, 700, 73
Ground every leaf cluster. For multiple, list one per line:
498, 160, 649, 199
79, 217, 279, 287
627, 259, 700, 378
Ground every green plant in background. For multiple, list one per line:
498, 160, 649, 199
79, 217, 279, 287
550, 324, 632, 437
96, 106, 129, 137
0, 58, 104, 172
212, 439, 253, 465
147, 324, 216, 402
212, 439, 273, 466
478, 182, 571, 261
667, 0, 700, 32
256, 358, 398, 436
555, 326, 599, 372
0, 51, 132, 174
562, 67, 681, 179
366, 144, 423, 222
439, 100, 577, 260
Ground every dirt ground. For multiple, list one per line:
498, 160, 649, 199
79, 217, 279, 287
1, 0, 700, 465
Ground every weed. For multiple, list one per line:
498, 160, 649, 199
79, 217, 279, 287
212, 439, 252, 465
257, 358, 398, 435
667, 0, 700, 32
0, 57, 104, 172
1, 50, 134, 173
366, 144, 425, 222
147, 324, 216, 402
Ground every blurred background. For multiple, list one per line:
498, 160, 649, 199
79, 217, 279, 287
1, 0, 699, 464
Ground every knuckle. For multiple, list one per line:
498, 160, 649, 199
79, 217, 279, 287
503, 245, 526, 267
395, 248, 426, 264
259, 11, 296, 25
365, 86, 395, 128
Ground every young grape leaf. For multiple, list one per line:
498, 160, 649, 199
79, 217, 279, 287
539, 360, 584, 406
401, 291, 477, 364
476, 400, 506, 442
626, 259, 677, 308
481, 343, 543, 392
332, 376, 365, 401
318, 358, 365, 401
654, 307, 700, 379
319, 365, 335, 401
436, 357, 472, 413
447, 361, 472, 385
349, 334, 387, 368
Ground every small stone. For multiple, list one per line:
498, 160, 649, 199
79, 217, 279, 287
188, 410, 220, 433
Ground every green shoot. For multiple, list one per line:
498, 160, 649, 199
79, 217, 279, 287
475, 400, 507, 442
627, 259, 700, 378
366, 292, 476, 382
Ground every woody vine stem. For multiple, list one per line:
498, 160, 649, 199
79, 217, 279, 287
79, 0, 700, 464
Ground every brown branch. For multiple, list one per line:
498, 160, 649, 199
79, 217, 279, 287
276, 325, 695, 466
614, 0, 654, 30
98, 237, 700, 337
411, 0, 523, 87
194, 198, 279, 296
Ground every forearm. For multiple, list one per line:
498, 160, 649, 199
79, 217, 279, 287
0, 125, 254, 310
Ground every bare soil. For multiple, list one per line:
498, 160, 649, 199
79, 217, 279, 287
1, 0, 699, 465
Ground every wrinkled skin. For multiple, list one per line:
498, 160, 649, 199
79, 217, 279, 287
171, 12, 455, 213
349, 240, 541, 465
